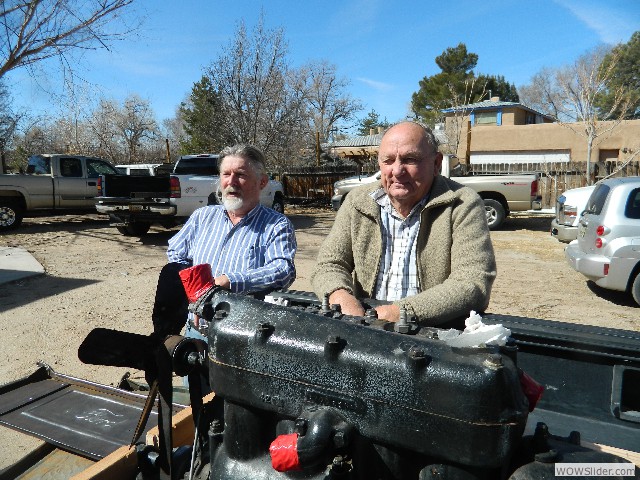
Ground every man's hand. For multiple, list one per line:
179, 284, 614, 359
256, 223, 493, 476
328, 289, 365, 317
373, 304, 400, 322
214, 274, 230, 289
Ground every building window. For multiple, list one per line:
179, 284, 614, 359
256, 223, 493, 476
475, 111, 497, 125
525, 113, 536, 124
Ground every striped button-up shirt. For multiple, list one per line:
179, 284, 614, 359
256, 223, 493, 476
167, 204, 297, 293
372, 189, 427, 301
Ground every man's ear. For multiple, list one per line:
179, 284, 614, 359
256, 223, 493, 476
259, 174, 269, 189
433, 152, 444, 176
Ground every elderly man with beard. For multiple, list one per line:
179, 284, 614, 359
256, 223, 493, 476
166, 143, 297, 343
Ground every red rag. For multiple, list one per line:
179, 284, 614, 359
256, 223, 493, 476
519, 370, 545, 412
178, 264, 214, 303
269, 433, 300, 472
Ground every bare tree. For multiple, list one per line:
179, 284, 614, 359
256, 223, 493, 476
443, 77, 485, 159
114, 95, 159, 162
206, 14, 308, 167
518, 67, 565, 120
297, 60, 362, 143
88, 98, 121, 161
0, 0, 138, 79
519, 46, 632, 183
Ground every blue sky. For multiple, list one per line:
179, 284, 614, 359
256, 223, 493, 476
6, 0, 640, 130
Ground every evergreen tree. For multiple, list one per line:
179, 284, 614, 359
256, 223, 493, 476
356, 109, 390, 135
595, 31, 640, 119
411, 43, 519, 125
179, 76, 231, 154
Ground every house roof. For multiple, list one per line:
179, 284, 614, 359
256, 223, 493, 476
330, 132, 384, 148
442, 99, 555, 121
328, 127, 448, 149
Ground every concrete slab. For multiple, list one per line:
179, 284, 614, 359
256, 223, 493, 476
0, 247, 45, 285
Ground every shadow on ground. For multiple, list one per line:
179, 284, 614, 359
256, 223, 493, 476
497, 214, 555, 233
586, 281, 638, 308
0, 275, 98, 314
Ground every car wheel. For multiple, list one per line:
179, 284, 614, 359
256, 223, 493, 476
0, 199, 24, 232
271, 194, 285, 214
631, 271, 640, 307
483, 199, 506, 230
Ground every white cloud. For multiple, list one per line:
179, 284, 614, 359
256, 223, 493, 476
357, 77, 394, 92
554, 0, 639, 44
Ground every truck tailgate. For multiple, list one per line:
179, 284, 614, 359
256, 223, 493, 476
0, 363, 185, 461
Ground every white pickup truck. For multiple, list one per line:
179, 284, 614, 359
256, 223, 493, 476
0, 154, 119, 231
96, 154, 285, 236
331, 155, 542, 230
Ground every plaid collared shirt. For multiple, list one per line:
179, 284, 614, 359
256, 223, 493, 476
371, 189, 428, 301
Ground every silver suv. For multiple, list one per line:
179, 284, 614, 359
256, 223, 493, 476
565, 177, 640, 305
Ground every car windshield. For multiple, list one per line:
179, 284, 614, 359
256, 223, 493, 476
585, 184, 610, 215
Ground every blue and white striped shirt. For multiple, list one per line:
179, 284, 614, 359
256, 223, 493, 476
167, 204, 297, 293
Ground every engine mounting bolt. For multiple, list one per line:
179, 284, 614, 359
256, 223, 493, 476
408, 347, 425, 359
333, 431, 347, 448
484, 353, 503, 368
534, 449, 558, 464
294, 418, 307, 435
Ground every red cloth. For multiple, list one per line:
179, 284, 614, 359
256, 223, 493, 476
269, 433, 300, 472
519, 370, 544, 412
178, 264, 214, 303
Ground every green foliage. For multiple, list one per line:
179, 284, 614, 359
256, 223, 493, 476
411, 43, 519, 124
179, 76, 231, 154
476, 74, 519, 102
595, 31, 640, 119
356, 109, 390, 135
435, 43, 478, 74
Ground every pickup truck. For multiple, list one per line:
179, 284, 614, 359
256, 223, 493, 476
96, 153, 286, 236
331, 155, 542, 230
0, 154, 119, 231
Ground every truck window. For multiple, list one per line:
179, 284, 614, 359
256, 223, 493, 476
61, 158, 83, 177
27, 155, 51, 175
87, 159, 118, 178
174, 156, 219, 176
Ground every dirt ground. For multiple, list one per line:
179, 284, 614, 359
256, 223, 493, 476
0, 207, 639, 470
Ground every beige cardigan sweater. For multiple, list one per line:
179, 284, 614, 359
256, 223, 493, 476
311, 175, 497, 327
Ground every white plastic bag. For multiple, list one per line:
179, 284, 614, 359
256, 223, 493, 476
439, 311, 511, 348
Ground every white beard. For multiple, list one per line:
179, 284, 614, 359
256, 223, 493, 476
222, 188, 244, 212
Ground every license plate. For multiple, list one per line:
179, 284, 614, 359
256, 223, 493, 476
129, 205, 142, 212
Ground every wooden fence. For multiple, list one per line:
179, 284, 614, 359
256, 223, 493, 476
280, 160, 640, 209
279, 166, 377, 199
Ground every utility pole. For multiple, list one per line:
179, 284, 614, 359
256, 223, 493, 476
165, 139, 171, 163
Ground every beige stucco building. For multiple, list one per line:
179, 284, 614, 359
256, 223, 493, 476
443, 98, 640, 176
330, 98, 639, 167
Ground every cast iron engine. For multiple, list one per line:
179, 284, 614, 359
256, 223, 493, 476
171, 288, 532, 480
